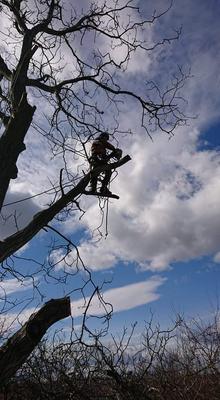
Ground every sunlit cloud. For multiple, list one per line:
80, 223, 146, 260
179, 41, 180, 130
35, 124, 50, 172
71, 276, 166, 317
1, 0, 220, 284
0, 278, 33, 296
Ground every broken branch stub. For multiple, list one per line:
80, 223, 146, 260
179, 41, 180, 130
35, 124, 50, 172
0, 296, 71, 386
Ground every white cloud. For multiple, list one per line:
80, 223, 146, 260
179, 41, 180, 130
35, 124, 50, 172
1, 0, 220, 279
0, 278, 33, 296
0, 306, 37, 333
0, 189, 40, 240
63, 0, 220, 273
73, 127, 220, 272
2, 276, 165, 332
71, 276, 166, 317
213, 252, 220, 264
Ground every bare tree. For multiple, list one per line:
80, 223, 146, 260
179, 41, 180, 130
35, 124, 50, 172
0, 0, 189, 384
7, 312, 220, 400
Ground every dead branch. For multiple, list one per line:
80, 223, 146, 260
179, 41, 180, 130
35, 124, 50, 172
0, 296, 71, 386
0, 155, 131, 263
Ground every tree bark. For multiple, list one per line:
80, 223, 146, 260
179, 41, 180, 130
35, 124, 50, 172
0, 93, 36, 211
0, 296, 71, 386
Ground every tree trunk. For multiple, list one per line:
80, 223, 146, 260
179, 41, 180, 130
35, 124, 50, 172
0, 296, 71, 386
0, 93, 36, 211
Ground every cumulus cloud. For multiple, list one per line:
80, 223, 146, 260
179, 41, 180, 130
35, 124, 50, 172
63, 118, 215, 272
61, 0, 220, 273
1, 0, 220, 281
71, 276, 166, 317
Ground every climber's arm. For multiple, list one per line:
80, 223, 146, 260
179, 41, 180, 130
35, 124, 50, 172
105, 141, 116, 151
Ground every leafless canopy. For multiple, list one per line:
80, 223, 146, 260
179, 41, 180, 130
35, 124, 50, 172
0, 0, 189, 384
0, 0, 189, 208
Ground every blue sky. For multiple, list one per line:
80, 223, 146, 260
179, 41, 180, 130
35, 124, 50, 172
0, 0, 220, 339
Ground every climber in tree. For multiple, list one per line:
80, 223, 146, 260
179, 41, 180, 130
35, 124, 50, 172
89, 133, 122, 195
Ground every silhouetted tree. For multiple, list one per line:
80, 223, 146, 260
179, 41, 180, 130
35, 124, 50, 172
0, 0, 188, 385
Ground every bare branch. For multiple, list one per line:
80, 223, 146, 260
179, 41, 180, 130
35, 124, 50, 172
0, 55, 12, 80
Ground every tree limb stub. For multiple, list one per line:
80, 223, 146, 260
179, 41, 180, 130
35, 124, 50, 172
0, 155, 131, 263
0, 296, 71, 386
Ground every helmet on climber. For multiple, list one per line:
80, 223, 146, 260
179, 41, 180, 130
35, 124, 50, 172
98, 132, 109, 141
